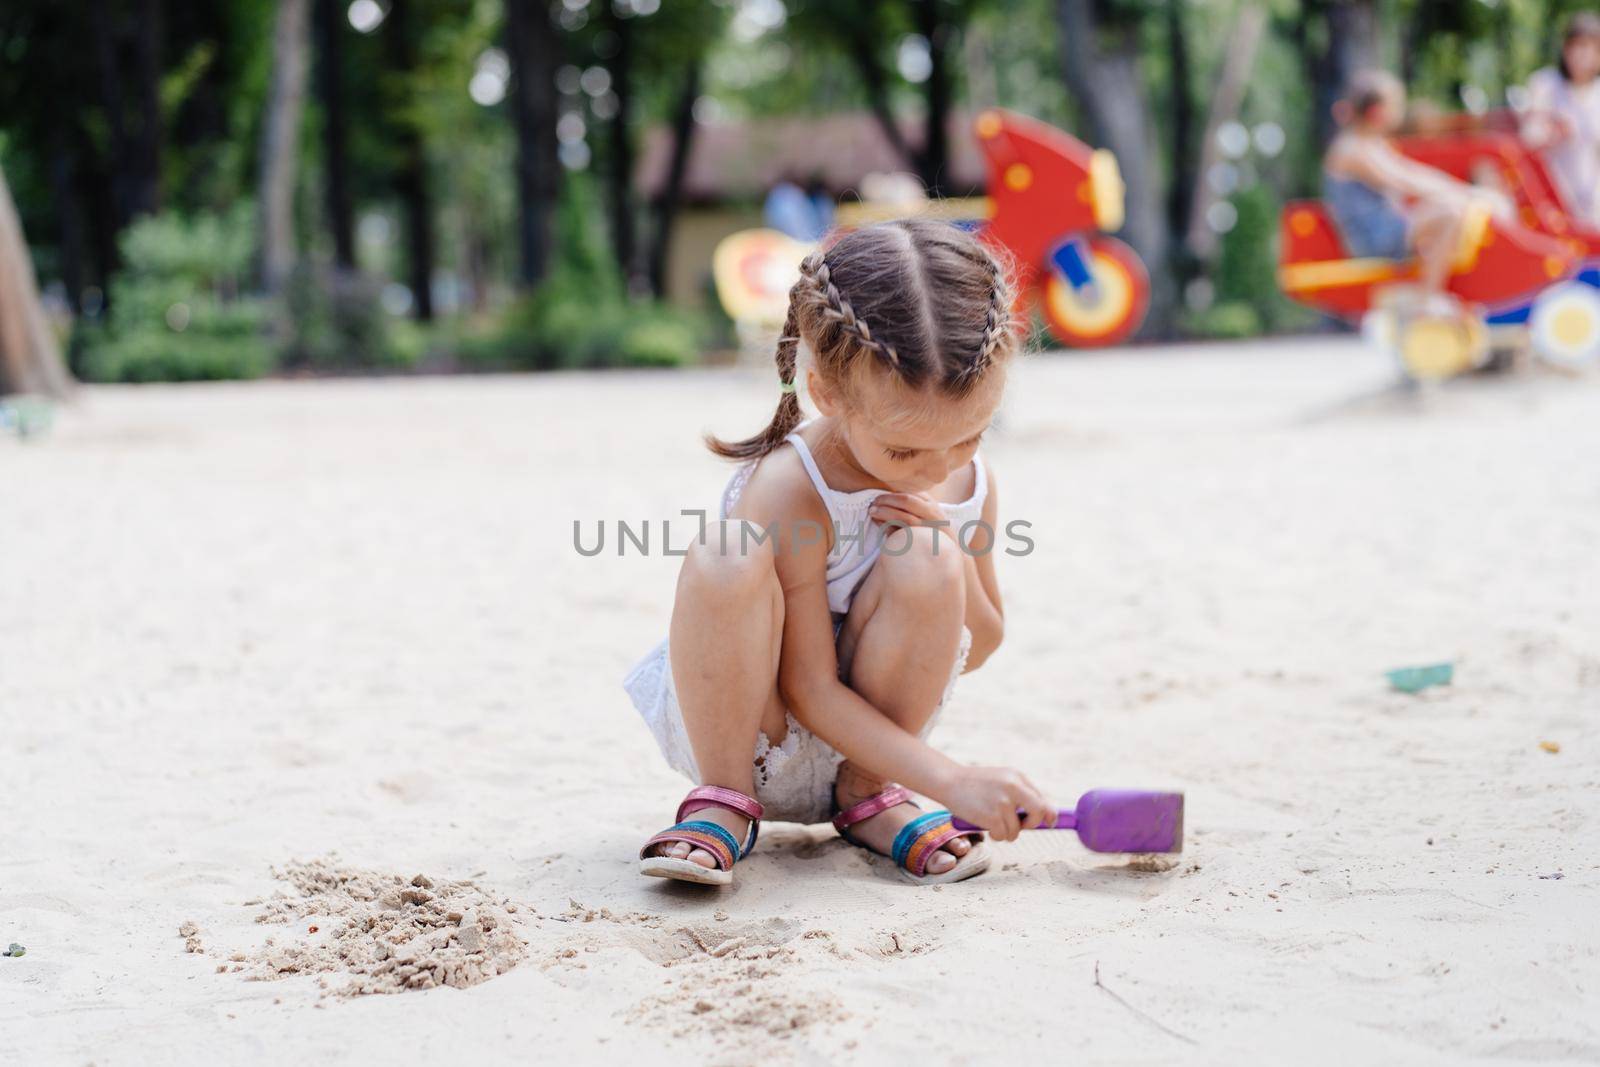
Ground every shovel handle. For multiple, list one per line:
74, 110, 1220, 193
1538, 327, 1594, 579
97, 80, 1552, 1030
950, 809, 1077, 833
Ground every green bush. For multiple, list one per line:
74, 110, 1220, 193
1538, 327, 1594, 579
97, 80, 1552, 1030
1213, 185, 1300, 335
282, 265, 412, 370
80, 205, 276, 383
81, 328, 274, 383
463, 175, 703, 371
1186, 300, 1262, 340
620, 315, 698, 368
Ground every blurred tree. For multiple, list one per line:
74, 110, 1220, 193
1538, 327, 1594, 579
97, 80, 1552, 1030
259, 0, 311, 295
630, 3, 728, 297
1301, 0, 1378, 150
1056, 0, 1173, 332
1165, 0, 1196, 269
91, 0, 166, 224
384, 0, 437, 320
1185, 4, 1266, 264
504, 0, 561, 288
314, 0, 356, 270
602, 2, 638, 289
788, 0, 989, 197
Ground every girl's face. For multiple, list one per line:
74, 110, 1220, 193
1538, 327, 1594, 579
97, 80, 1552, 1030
1566, 36, 1600, 83
809, 363, 1004, 493
1363, 87, 1405, 133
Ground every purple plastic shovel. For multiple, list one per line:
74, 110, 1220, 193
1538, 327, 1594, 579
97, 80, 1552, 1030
950, 788, 1185, 853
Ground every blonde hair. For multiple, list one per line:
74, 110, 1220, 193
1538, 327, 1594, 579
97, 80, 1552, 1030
708, 219, 1019, 461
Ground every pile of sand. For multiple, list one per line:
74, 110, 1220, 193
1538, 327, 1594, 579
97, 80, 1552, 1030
191, 858, 528, 996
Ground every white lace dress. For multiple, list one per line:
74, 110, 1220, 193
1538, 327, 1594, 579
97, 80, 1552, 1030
623, 428, 987, 824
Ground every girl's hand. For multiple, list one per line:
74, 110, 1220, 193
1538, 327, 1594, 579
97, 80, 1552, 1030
938, 766, 1056, 842
869, 492, 947, 531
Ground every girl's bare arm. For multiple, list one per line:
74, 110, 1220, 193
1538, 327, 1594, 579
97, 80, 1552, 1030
960, 467, 1005, 671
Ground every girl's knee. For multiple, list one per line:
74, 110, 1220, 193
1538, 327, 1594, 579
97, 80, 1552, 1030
877, 525, 964, 597
679, 521, 778, 598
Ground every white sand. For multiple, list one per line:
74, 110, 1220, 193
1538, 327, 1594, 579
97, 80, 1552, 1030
2, 338, 1596, 1064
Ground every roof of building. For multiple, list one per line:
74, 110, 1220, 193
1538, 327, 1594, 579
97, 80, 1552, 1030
633, 109, 989, 203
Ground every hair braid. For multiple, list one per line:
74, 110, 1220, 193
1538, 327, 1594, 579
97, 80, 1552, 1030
704, 296, 805, 460
952, 250, 1014, 389
807, 257, 901, 369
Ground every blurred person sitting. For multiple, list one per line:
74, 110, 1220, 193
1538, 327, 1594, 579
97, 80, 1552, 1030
1521, 13, 1600, 224
1323, 70, 1510, 313
764, 174, 830, 242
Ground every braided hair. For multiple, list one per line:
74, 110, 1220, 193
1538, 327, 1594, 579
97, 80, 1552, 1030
708, 219, 1019, 461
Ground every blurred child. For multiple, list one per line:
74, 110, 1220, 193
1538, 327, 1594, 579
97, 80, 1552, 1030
1522, 14, 1600, 224
625, 220, 1055, 887
1323, 70, 1506, 308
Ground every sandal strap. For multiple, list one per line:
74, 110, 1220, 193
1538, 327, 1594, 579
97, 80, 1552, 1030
676, 785, 764, 824
673, 786, 763, 855
831, 785, 912, 833
639, 820, 742, 871
891, 811, 980, 878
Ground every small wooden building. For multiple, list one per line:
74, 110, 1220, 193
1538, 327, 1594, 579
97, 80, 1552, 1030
634, 110, 988, 309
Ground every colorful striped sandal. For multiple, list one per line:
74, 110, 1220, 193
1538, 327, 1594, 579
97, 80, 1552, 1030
638, 786, 764, 886
832, 785, 991, 885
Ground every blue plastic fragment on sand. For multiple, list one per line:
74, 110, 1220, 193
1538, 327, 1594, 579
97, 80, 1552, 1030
1386, 662, 1454, 693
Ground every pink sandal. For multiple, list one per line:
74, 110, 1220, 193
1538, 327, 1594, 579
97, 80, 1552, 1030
833, 785, 991, 885
639, 786, 764, 886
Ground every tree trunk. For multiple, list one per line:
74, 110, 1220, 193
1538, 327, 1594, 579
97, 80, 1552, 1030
90, 2, 134, 228
648, 63, 700, 299
1185, 4, 1267, 263
259, 0, 312, 295
847, 25, 920, 176
385, 0, 434, 320
129, 0, 164, 218
505, 0, 563, 288
1056, 0, 1173, 334
1164, 0, 1195, 266
1309, 0, 1378, 150
0, 166, 75, 399
914, 0, 952, 196
49, 131, 87, 320
605, 8, 638, 292
315, 0, 356, 270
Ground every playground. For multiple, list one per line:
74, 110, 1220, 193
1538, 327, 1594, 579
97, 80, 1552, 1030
4, 340, 1596, 1062
7, 3, 1600, 1063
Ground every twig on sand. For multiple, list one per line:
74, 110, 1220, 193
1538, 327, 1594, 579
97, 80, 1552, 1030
1093, 960, 1198, 1046
680, 927, 711, 954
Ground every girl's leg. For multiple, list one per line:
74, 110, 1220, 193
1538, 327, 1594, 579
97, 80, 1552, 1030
653, 521, 788, 868
832, 525, 972, 875
1411, 204, 1467, 295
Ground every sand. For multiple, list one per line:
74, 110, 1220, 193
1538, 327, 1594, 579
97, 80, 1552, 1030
1, 337, 1596, 1064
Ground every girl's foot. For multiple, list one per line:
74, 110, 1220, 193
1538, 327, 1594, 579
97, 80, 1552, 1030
833, 774, 973, 876
639, 786, 764, 886
650, 806, 751, 869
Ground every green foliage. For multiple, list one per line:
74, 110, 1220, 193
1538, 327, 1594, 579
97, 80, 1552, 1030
282, 265, 414, 370
1211, 185, 1287, 334
80, 205, 275, 383
463, 176, 702, 370
1186, 301, 1261, 340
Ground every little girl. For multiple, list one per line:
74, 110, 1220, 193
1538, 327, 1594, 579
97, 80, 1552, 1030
1323, 69, 1505, 308
624, 219, 1055, 887
1522, 14, 1600, 224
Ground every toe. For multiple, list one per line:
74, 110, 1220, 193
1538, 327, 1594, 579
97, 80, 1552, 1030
924, 849, 956, 875
946, 836, 972, 857
688, 847, 718, 870
660, 841, 691, 860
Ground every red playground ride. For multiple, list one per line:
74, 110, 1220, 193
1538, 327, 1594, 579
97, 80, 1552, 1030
716, 110, 1150, 351
1279, 124, 1592, 379
972, 109, 1151, 348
